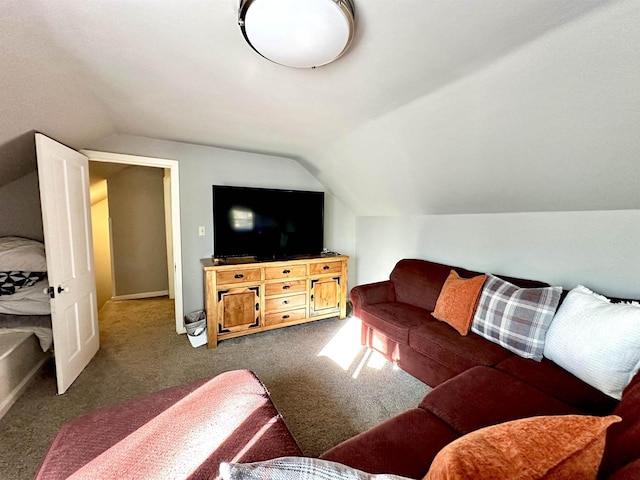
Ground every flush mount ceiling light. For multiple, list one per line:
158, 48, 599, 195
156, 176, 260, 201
238, 0, 355, 69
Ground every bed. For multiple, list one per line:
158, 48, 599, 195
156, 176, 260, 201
0, 236, 52, 418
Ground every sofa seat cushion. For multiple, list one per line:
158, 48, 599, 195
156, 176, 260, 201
320, 408, 459, 479
408, 322, 512, 374
496, 356, 618, 415
419, 366, 580, 435
361, 302, 431, 345
396, 343, 460, 387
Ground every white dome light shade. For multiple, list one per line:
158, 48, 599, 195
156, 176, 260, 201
239, 0, 355, 68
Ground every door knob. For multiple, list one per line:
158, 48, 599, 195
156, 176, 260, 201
57, 285, 70, 294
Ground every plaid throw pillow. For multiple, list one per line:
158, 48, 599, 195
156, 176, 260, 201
471, 274, 562, 361
220, 457, 411, 480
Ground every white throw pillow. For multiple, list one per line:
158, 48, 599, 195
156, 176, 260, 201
544, 285, 640, 400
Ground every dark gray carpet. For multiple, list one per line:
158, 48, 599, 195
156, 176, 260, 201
0, 297, 430, 479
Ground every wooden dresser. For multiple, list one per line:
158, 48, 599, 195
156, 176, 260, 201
202, 255, 348, 347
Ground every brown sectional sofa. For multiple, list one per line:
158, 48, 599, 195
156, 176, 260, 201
36, 258, 640, 479
320, 258, 640, 479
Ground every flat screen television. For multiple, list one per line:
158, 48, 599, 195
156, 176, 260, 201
212, 185, 324, 260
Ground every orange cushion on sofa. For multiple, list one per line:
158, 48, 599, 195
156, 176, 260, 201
424, 414, 621, 480
432, 271, 486, 335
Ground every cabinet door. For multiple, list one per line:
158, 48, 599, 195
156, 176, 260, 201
217, 286, 260, 334
310, 277, 341, 317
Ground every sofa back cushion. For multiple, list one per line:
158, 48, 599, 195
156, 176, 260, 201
389, 259, 549, 314
390, 259, 456, 312
495, 356, 618, 415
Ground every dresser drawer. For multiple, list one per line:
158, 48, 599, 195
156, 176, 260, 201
309, 261, 342, 275
216, 268, 261, 285
265, 265, 307, 280
265, 280, 306, 297
264, 308, 306, 327
265, 294, 306, 312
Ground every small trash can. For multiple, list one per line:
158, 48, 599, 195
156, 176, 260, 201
184, 310, 207, 348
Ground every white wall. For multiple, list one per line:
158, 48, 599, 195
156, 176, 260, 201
310, 0, 640, 217
324, 192, 357, 284
107, 165, 169, 297
0, 171, 43, 241
89, 134, 357, 315
356, 210, 640, 300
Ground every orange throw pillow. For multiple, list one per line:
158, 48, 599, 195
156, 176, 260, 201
424, 414, 621, 480
432, 270, 486, 335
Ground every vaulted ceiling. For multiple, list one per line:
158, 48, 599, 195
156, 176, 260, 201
1, 0, 638, 215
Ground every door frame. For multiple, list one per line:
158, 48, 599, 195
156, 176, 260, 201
81, 150, 185, 334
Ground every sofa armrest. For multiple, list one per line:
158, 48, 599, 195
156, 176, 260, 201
350, 281, 396, 317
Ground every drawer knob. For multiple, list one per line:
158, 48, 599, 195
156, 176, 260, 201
323, 265, 330, 270
283, 269, 291, 274
283, 300, 290, 305
282, 285, 290, 290
283, 315, 290, 320
235, 274, 244, 279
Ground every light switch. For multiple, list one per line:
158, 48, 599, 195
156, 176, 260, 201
198, 226, 205, 236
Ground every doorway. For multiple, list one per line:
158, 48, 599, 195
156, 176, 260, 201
81, 150, 184, 334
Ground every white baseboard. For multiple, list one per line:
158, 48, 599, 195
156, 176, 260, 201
111, 290, 169, 301
0, 354, 49, 420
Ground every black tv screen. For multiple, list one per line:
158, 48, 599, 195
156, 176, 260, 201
213, 185, 324, 259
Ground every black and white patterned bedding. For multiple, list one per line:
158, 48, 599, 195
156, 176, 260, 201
0, 236, 51, 316
0, 271, 47, 296
0, 237, 52, 351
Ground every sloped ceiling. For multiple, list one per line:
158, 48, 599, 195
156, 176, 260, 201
1, 0, 638, 214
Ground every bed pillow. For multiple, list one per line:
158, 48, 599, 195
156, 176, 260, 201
432, 270, 486, 335
544, 285, 640, 400
220, 457, 411, 480
424, 415, 621, 480
471, 274, 562, 361
0, 236, 47, 272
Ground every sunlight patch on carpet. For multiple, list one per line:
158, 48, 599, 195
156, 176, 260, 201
317, 317, 389, 377
317, 317, 363, 371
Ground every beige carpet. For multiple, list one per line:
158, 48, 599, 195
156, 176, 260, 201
0, 297, 430, 480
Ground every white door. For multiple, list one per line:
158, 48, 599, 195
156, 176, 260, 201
36, 134, 100, 394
